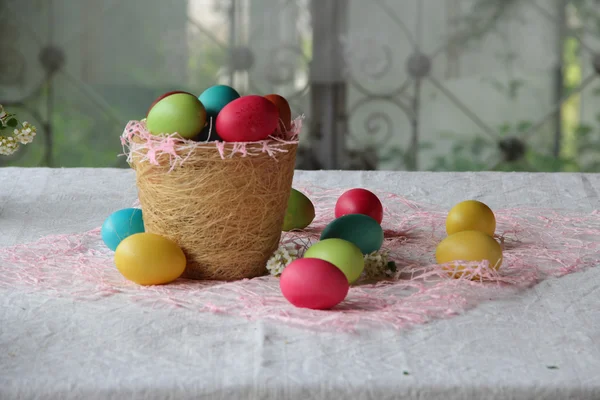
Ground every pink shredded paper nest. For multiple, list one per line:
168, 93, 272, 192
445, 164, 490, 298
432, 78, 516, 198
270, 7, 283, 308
120, 117, 301, 171
1, 185, 599, 332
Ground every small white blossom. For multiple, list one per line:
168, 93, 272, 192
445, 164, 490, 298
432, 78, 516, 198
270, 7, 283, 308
0, 105, 37, 154
267, 244, 300, 276
362, 250, 396, 280
14, 121, 36, 144
0, 137, 19, 155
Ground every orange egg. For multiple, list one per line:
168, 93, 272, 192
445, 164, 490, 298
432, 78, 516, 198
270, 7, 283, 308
264, 94, 292, 134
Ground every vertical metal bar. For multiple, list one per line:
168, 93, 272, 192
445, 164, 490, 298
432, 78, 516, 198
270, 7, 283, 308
228, 0, 237, 87
409, 0, 424, 171
310, 0, 348, 169
45, 0, 54, 167
409, 79, 421, 171
415, 0, 423, 52
553, 0, 567, 158
321, 88, 337, 168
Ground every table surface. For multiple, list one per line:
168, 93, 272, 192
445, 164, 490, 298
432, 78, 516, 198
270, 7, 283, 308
1, 168, 599, 400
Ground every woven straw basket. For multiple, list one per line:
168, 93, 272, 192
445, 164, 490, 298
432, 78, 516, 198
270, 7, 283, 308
128, 128, 298, 281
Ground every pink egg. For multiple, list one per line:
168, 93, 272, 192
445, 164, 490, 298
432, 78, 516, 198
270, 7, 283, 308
215, 95, 279, 142
280, 258, 349, 310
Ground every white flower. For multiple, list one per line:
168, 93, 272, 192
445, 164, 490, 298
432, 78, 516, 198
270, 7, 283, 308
14, 121, 36, 144
0, 137, 19, 155
266, 244, 300, 276
362, 250, 396, 280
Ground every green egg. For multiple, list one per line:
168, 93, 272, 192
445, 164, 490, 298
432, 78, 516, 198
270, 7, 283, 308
146, 93, 206, 139
320, 214, 384, 255
304, 238, 364, 284
282, 188, 315, 231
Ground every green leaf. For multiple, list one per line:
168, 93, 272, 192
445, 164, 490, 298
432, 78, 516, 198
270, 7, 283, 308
499, 123, 511, 135
516, 121, 533, 133
582, 161, 600, 172
470, 137, 489, 154
6, 118, 18, 128
575, 124, 594, 136
508, 79, 524, 99
382, 146, 405, 156
387, 261, 397, 273
452, 143, 465, 154
439, 131, 459, 139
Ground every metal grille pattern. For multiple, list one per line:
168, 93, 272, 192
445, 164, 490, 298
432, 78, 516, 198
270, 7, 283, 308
1, 0, 599, 172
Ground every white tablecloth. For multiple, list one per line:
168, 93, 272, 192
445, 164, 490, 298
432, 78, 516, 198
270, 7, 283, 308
1, 168, 599, 400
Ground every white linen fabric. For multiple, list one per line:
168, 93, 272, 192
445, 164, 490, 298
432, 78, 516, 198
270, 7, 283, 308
1, 168, 599, 400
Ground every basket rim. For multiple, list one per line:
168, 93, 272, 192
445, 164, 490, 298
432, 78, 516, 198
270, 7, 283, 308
122, 118, 301, 170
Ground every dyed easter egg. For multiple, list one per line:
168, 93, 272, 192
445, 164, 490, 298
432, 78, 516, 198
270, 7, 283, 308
446, 200, 496, 237
304, 238, 364, 284
101, 208, 145, 251
320, 214, 384, 254
335, 188, 384, 225
264, 94, 292, 134
280, 258, 349, 310
215, 95, 279, 142
114, 233, 186, 285
435, 230, 503, 277
147, 90, 190, 116
198, 85, 240, 118
146, 93, 206, 139
282, 188, 315, 231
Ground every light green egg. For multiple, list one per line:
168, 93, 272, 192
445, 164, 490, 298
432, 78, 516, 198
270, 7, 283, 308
282, 188, 315, 231
304, 238, 364, 284
146, 93, 206, 139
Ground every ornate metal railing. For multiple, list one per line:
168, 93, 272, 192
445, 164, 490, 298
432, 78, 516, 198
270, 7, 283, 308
1, 0, 599, 172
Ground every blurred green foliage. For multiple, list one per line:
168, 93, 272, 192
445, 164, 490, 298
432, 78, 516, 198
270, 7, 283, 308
3, 0, 600, 172
0, 0, 226, 168
417, 0, 600, 173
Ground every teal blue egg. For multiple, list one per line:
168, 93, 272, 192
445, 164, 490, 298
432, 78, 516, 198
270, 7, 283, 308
101, 208, 145, 251
198, 85, 240, 118
320, 214, 384, 254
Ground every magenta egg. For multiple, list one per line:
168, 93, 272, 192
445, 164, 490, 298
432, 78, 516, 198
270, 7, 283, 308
279, 258, 349, 310
335, 188, 384, 224
215, 95, 279, 142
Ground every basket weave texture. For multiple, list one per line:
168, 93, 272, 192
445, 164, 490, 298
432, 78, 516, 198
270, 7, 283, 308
124, 120, 299, 281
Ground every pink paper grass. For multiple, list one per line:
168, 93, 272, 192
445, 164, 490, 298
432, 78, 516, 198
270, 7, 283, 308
1, 186, 598, 332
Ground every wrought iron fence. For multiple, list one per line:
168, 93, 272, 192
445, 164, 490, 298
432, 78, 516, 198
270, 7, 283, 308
1, 0, 600, 172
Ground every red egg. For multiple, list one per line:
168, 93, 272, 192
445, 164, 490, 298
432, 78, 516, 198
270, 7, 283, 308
335, 188, 384, 224
147, 91, 191, 116
280, 258, 349, 310
215, 95, 279, 142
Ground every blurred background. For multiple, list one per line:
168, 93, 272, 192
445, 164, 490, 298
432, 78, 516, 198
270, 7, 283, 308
1, 0, 600, 171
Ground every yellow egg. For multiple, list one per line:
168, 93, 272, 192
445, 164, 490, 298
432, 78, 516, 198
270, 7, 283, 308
435, 230, 503, 278
114, 233, 186, 285
446, 200, 496, 237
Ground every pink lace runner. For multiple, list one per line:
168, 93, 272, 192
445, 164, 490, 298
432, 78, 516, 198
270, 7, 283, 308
1, 185, 599, 332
